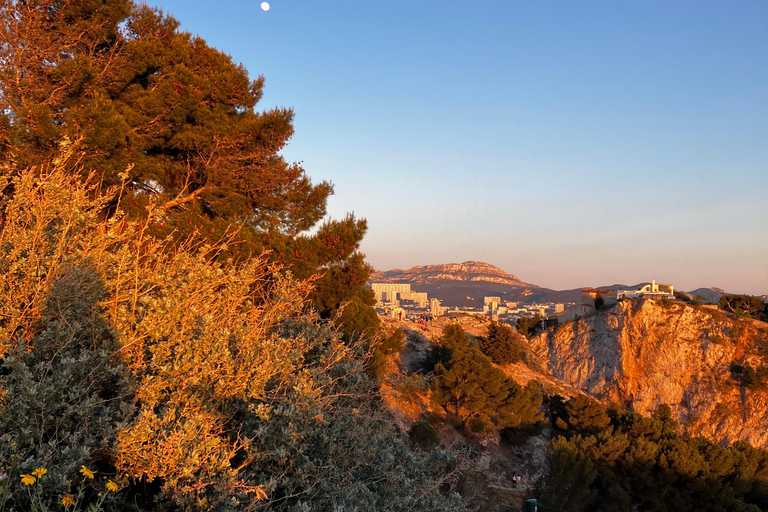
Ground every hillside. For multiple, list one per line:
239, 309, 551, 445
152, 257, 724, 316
529, 299, 768, 448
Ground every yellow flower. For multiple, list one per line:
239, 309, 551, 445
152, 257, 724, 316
79, 465, 95, 479
31, 467, 47, 478
20, 474, 36, 485
61, 493, 75, 507
106, 480, 119, 492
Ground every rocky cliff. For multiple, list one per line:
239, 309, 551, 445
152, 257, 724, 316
530, 299, 768, 448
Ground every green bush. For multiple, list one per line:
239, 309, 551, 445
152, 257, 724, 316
516, 314, 542, 338
539, 394, 768, 512
408, 421, 440, 451
380, 328, 406, 355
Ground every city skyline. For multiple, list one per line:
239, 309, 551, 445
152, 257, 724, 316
146, 0, 768, 295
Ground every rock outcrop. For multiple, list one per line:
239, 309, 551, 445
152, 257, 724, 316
530, 299, 768, 448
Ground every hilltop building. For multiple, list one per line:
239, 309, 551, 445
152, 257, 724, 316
557, 289, 616, 323
617, 280, 674, 300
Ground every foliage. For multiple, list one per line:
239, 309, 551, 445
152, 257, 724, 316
334, 295, 380, 341
421, 326, 463, 374
479, 321, 524, 365
0, 150, 468, 511
516, 314, 542, 339
409, 421, 440, 451
430, 326, 543, 431
551, 395, 611, 436
731, 363, 768, 391
1, 466, 118, 512
660, 297, 676, 309
368, 328, 406, 379
537, 396, 768, 512
594, 293, 605, 311
720, 295, 768, 322
0, 0, 373, 326
379, 328, 406, 355
674, 291, 692, 303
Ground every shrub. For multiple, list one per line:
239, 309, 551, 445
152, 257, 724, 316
408, 421, 440, 451
517, 314, 542, 338
0, 148, 469, 512
660, 297, 676, 309
379, 328, 406, 355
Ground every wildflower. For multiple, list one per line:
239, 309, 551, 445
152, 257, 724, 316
106, 480, 119, 492
79, 465, 95, 479
20, 474, 36, 485
61, 494, 75, 507
32, 467, 47, 478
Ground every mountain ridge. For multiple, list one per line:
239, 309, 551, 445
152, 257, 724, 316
371, 261, 535, 287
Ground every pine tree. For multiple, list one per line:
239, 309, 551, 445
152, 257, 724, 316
480, 321, 523, 365
0, 0, 372, 318
431, 325, 542, 431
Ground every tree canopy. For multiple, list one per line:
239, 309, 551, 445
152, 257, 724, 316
480, 321, 524, 365
0, 0, 372, 320
720, 295, 768, 322
431, 325, 543, 432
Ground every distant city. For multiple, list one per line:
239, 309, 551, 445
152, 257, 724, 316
370, 279, 678, 326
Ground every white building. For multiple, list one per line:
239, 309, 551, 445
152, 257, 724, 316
617, 280, 674, 300
430, 298, 448, 317
371, 283, 428, 307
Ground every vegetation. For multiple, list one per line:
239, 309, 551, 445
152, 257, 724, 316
594, 292, 605, 311
0, 141, 468, 512
369, 328, 405, 378
517, 314, 543, 339
480, 321, 525, 365
430, 325, 543, 432
731, 363, 768, 391
3, 3, 768, 511
720, 295, 768, 322
408, 421, 440, 451
538, 398, 768, 512
0, 0, 374, 329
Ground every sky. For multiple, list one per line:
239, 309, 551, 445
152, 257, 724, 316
146, 0, 768, 295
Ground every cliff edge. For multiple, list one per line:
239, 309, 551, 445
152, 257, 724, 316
530, 299, 768, 448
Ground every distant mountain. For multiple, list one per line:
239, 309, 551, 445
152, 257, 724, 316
370, 261, 546, 307
685, 287, 727, 303
371, 261, 533, 287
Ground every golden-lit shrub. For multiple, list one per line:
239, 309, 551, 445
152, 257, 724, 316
1, 141, 468, 511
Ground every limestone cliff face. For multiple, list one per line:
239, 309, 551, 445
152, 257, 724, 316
530, 300, 768, 448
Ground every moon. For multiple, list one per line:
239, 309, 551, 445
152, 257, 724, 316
261, 2, 270, 11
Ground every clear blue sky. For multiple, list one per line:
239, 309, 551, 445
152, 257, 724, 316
147, 0, 767, 295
